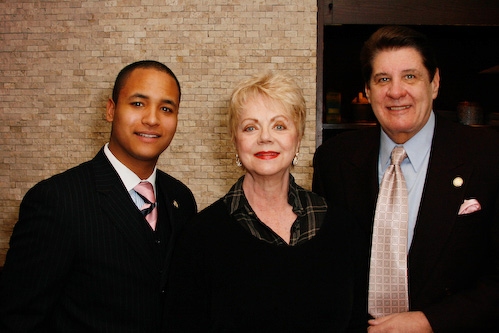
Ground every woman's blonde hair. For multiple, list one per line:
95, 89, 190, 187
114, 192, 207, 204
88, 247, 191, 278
228, 71, 306, 143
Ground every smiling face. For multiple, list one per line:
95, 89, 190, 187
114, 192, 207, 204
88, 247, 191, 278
106, 67, 179, 178
365, 47, 440, 144
235, 94, 300, 180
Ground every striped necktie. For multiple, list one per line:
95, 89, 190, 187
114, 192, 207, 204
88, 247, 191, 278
134, 181, 157, 230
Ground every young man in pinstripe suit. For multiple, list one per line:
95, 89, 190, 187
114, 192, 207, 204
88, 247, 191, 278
0, 60, 197, 332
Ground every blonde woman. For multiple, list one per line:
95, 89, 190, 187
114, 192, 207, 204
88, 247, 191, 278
166, 71, 365, 332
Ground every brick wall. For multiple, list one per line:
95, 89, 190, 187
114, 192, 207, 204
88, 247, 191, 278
0, 0, 318, 265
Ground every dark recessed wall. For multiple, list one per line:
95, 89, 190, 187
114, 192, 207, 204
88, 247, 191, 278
323, 25, 499, 122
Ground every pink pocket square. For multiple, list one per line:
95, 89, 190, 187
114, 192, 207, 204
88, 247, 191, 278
458, 199, 481, 215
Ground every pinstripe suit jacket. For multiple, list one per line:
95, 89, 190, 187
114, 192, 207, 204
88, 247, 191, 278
0, 148, 197, 332
313, 116, 499, 332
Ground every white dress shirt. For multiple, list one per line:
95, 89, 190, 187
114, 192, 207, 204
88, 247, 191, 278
103, 143, 157, 209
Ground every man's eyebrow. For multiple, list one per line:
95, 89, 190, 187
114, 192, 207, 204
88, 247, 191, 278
130, 93, 178, 108
130, 93, 149, 100
372, 72, 388, 79
373, 69, 422, 77
401, 68, 421, 74
161, 98, 178, 108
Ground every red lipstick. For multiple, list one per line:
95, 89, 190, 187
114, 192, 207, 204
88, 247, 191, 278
254, 151, 280, 160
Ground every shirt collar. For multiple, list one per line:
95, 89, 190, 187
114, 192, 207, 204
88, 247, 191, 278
379, 111, 435, 172
103, 143, 157, 193
224, 174, 304, 217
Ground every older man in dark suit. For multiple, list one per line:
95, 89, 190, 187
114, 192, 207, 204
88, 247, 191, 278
0, 60, 197, 332
313, 26, 499, 332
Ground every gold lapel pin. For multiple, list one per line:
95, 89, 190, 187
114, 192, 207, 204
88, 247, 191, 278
452, 176, 464, 188
173, 200, 179, 208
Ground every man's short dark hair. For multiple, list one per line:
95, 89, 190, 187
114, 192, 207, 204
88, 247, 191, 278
112, 60, 181, 104
360, 25, 438, 86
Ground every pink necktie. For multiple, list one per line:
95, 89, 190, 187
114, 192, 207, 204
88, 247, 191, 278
134, 181, 157, 230
368, 146, 409, 317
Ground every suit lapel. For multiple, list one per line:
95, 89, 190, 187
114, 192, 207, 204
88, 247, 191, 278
155, 173, 184, 286
91, 150, 157, 273
345, 129, 381, 234
408, 119, 472, 298
156, 173, 177, 240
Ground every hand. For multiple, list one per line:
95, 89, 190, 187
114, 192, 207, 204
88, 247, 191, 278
367, 311, 433, 333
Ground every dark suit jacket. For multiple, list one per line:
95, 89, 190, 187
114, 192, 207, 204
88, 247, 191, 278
0, 148, 197, 332
313, 116, 499, 332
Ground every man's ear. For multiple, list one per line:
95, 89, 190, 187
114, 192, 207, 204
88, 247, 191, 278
106, 98, 115, 122
364, 84, 371, 103
431, 68, 440, 100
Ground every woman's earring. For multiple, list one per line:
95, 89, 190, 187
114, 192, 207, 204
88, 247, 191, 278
235, 154, 242, 167
292, 152, 299, 166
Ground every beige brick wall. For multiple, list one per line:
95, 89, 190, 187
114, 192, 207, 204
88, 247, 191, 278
0, 0, 318, 265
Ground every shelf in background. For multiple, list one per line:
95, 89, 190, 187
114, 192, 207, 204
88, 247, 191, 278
322, 122, 377, 130
316, 0, 499, 147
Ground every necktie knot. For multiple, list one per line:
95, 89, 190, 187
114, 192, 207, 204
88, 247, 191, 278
134, 181, 157, 230
134, 181, 155, 204
391, 146, 407, 166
